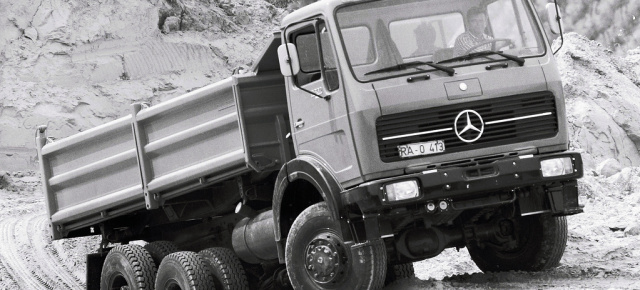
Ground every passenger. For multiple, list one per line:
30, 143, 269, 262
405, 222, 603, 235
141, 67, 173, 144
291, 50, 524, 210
453, 7, 493, 56
411, 22, 438, 57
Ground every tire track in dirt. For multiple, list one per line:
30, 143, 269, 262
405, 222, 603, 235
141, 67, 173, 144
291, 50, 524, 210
0, 214, 84, 289
0, 216, 48, 289
31, 215, 84, 288
0, 258, 20, 288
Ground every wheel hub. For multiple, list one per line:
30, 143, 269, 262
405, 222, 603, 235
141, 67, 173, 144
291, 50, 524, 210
304, 233, 347, 284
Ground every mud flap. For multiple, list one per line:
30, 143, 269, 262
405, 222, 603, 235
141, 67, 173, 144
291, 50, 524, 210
86, 252, 108, 290
519, 181, 582, 216
548, 181, 583, 216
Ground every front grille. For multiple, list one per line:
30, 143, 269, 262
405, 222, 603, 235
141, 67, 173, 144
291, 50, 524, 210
377, 91, 558, 162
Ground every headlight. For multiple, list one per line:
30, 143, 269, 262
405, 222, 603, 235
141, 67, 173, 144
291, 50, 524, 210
384, 180, 419, 202
540, 157, 573, 177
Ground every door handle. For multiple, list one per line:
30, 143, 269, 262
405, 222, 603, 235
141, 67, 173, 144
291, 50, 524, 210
295, 119, 305, 129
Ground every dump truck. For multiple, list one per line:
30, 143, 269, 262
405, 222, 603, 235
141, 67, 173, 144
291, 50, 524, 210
36, 0, 582, 289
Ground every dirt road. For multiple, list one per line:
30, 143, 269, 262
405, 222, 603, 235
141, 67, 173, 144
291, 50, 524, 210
0, 214, 82, 289
1, 171, 639, 289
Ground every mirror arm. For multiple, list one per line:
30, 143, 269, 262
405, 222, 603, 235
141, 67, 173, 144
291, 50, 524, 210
552, 0, 564, 55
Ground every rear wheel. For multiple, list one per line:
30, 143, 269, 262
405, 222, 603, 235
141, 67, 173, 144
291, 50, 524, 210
199, 247, 250, 290
100, 244, 157, 290
145, 241, 178, 266
155, 251, 216, 290
468, 214, 568, 272
285, 202, 387, 289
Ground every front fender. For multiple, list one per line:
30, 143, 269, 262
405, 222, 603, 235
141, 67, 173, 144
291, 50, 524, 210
272, 156, 353, 263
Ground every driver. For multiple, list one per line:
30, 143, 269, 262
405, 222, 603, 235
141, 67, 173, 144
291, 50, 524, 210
453, 7, 493, 56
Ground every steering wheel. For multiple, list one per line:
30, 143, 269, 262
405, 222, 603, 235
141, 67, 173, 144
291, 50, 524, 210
463, 38, 514, 55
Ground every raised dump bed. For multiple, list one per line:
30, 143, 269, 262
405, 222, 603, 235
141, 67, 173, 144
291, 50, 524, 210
37, 66, 290, 239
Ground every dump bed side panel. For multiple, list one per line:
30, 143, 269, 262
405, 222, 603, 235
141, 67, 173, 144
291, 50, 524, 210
38, 77, 249, 239
136, 78, 248, 201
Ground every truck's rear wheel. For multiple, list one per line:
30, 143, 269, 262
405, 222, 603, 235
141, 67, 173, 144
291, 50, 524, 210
285, 202, 387, 290
199, 247, 250, 289
467, 214, 568, 272
145, 241, 179, 266
155, 251, 215, 290
100, 244, 157, 290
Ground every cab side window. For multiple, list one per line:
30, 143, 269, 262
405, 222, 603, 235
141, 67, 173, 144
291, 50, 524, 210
295, 29, 322, 86
292, 20, 340, 91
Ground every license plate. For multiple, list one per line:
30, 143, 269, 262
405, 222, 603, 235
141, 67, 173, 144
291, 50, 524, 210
398, 140, 445, 158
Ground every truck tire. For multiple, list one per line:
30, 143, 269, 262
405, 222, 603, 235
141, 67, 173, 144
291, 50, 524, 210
100, 244, 157, 290
467, 214, 568, 272
385, 263, 415, 285
285, 202, 387, 290
155, 251, 216, 290
199, 247, 250, 290
145, 241, 179, 265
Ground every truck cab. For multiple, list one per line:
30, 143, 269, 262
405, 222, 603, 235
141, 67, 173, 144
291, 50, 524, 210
280, 0, 570, 186
272, 0, 582, 287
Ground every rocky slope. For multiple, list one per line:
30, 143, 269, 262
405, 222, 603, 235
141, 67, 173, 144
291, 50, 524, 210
559, 33, 640, 173
0, 0, 285, 171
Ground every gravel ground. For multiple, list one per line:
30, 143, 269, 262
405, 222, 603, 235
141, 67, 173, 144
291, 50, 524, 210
0, 170, 639, 289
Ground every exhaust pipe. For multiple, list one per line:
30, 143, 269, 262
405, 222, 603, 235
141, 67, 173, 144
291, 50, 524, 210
232, 209, 278, 264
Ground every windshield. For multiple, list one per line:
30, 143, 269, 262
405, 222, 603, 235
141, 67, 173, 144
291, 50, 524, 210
336, 0, 546, 82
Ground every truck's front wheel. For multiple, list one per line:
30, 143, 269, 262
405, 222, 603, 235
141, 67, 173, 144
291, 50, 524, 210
467, 214, 568, 272
285, 202, 387, 290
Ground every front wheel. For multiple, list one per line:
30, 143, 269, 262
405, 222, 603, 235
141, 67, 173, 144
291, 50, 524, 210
385, 263, 415, 285
468, 214, 568, 272
285, 202, 387, 290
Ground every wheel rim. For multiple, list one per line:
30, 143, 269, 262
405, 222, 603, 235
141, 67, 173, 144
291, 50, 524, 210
304, 231, 348, 285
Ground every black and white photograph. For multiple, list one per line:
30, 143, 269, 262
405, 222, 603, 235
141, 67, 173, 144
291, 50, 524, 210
0, 0, 639, 289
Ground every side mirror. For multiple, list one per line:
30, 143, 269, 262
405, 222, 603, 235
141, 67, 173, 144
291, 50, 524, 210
277, 43, 300, 77
546, 3, 563, 35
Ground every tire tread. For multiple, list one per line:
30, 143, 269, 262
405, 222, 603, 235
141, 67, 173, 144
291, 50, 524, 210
101, 244, 156, 290
385, 263, 415, 285
156, 251, 216, 289
468, 214, 568, 272
285, 202, 387, 289
144, 241, 178, 265
199, 247, 250, 290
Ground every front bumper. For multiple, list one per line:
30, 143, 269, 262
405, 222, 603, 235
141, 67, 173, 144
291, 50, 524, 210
342, 152, 583, 215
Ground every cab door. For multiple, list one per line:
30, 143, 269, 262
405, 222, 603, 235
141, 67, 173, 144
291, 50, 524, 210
285, 19, 361, 184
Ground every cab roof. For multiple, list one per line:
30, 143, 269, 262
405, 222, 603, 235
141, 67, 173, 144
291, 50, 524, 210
281, 0, 359, 27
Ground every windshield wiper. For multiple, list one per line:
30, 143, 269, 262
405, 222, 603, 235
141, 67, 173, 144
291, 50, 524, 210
364, 61, 455, 76
437, 50, 525, 66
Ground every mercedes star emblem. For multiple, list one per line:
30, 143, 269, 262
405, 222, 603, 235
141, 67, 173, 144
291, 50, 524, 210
454, 110, 484, 143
